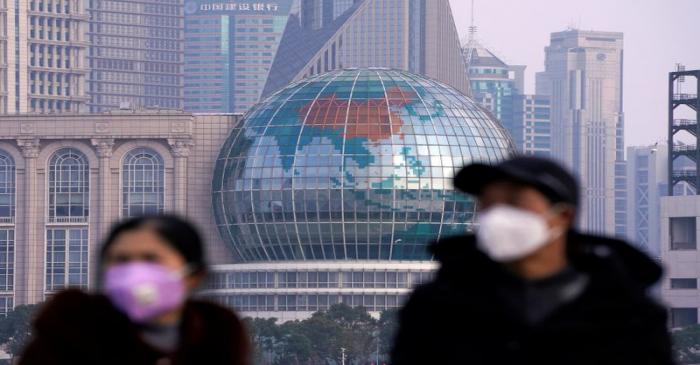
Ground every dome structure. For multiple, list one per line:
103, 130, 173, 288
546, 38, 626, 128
213, 69, 514, 262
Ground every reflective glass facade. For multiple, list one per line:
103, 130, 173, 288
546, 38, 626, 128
213, 69, 514, 262
262, 0, 471, 98
88, 0, 184, 112
184, 0, 294, 113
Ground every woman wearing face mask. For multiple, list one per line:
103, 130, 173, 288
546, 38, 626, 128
391, 156, 674, 365
19, 215, 250, 365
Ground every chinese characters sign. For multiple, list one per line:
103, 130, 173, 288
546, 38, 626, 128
185, 2, 283, 15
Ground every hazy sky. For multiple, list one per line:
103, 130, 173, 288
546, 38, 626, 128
449, 0, 700, 147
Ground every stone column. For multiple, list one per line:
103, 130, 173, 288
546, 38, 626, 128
168, 138, 194, 215
90, 138, 114, 238
16, 138, 40, 305
90, 139, 114, 279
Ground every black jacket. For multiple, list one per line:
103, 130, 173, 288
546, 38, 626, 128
391, 232, 674, 365
19, 289, 250, 365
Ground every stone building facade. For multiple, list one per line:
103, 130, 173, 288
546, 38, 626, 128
0, 111, 239, 309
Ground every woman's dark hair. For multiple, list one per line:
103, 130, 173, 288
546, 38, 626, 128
100, 214, 207, 273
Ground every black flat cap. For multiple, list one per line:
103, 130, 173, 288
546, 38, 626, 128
454, 156, 579, 207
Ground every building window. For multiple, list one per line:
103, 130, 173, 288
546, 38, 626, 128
45, 228, 89, 292
671, 278, 698, 289
0, 296, 13, 316
0, 151, 15, 223
48, 149, 89, 223
122, 148, 164, 217
671, 308, 698, 328
670, 217, 697, 250
0, 229, 14, 292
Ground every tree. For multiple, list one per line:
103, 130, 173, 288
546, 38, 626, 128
673, 324, 700, 364
0, 304, 40, 356
245, 304, 399, 365
245, 317, 283, 365
377, 308, 399, 358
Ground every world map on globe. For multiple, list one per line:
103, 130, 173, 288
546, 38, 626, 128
213, 69, 514, 262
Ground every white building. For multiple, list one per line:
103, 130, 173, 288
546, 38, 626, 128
661, 195, 700, 328
536, 30, 625, 236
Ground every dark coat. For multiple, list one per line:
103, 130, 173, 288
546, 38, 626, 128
391, 232, 674, 365
19, 289, 250, 365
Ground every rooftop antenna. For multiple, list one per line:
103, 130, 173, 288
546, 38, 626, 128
676, 63, 686, 93
464, 0, 477, 67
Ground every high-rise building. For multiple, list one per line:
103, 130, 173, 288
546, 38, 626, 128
661, 68, 700, 329
512, 94, 552, 156
465, 42, 515, 129
183, 0, 294, 113
261, 0, 470, 98
0, 1, 89, 114
88, 0, 184, 112
463, 35, 551, 156
536, 30, 625, 235
626, 145, 668, 258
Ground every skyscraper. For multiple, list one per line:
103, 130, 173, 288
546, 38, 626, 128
465, 42, 515, 128
661, 68, 700, 329
536, 30, 625, 234
463, 34, 551, 156
512, 94, 552, 156
261, 0, 470, 98
184, 0, 294, 113
0, 1, 89, 114
88, 0, 184, 112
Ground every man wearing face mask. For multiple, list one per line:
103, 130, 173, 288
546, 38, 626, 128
391, 156, 674, 365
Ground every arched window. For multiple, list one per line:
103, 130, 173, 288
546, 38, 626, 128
0, 150, 14, 300
48, 148, 89, 223
122, 148, 164, 217
0, 151, 15, 222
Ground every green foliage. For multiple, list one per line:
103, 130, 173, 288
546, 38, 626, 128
0, 304, 40, 356
673, 324, 700, 364
245, 304, 396, 365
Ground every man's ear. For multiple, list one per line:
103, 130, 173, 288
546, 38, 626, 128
559, 205, 576, 228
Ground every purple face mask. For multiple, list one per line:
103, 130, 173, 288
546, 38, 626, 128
103, 262, 186, 323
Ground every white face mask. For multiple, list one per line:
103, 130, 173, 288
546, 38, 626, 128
476, 204, 564, 263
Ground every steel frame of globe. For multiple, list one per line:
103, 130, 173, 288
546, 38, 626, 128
212, 68, 515, 263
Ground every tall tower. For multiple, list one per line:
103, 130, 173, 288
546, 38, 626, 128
536, 30, 624, 235
88, 0, 184, 112
261, 0, 470, 98
183, 0, 294, 114
661, 68, 700, 329
462, 2, 551, 157
0, 0, 89, 114
669, 68, 700, 195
